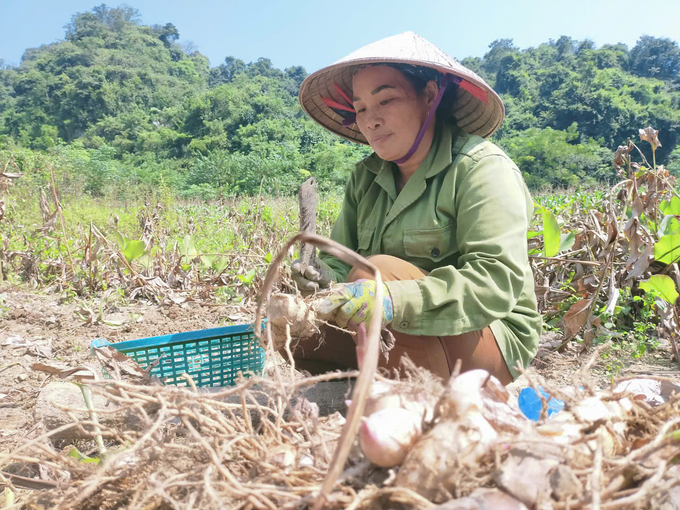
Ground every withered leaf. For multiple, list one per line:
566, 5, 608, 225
639, 126, 662, 149
605, 286, 620, 315
626, 244, 654, 281
562, 299, 592, 339
31, 362, 97, 382
613, 142, 633, 169
94, 346, 151, 383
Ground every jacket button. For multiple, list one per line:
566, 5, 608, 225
431, 247, 440, 257
400, 321, 409, 329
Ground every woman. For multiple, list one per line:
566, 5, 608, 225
290, 32, 541, 385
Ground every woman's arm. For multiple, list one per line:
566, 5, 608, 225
385, 153, 533, 335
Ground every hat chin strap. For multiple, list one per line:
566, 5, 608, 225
391, 74, 453, 165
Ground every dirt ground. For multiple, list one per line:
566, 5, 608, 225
0, 285, 243, 454
1, 284, 677, 461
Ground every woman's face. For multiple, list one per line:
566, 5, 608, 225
352, 65, 435, 161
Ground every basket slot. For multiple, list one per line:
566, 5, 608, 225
96, 325, 265, 387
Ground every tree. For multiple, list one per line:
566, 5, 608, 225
2, 6, 679, 195
209, 56, 246, 86
65, 4, 141, 42
91, 4, 141, 28
594, 43, 629, 70
482, 39, 517, 75
284, 66, 307, 90
153, 23, 180, 48
497, 124, 613, 189
552, 36, 575, 59
629, 36, 680, 81
245, 58, 283, 79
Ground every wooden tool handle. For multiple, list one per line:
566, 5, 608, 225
298, 177, 317, 267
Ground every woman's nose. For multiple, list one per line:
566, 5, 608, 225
368, 117, 383, 129
366, 112, 382, 130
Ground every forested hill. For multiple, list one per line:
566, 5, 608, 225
1, 4, 679, 197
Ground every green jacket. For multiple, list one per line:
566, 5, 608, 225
319, 120, 541, 379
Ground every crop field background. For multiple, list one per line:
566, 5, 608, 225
2, 4, 680, 507
1, 126, 678, 380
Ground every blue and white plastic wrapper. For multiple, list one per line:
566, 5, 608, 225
518, 386, 565, 421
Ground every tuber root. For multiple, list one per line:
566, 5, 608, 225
395, 370, 502, 502
358, 407, 422, 468
265, 293, 318, 351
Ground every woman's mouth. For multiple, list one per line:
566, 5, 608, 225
372, 134, 392, 144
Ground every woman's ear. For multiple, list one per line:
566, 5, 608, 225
425, 80, 439, 106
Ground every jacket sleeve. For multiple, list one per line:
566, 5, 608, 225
385, 153, 532, 336
318, 172, 359, 283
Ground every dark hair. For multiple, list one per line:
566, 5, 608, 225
382, 63, 440, 95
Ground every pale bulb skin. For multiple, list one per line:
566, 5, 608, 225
358, 407, 422, 468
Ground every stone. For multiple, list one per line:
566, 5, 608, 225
200, 380, 352, 417
431, 489, 529, 509
494, 449, 559, 508
550, 464, 583, 501
35, 382, 143, 441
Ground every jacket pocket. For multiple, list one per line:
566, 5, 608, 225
357, 225, 375, 255
403, 224, 457, 262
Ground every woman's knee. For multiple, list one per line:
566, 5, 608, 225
347, 255, 427, 282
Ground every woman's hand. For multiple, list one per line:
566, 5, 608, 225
316, 279, 393, 329
291, 257, 335, 293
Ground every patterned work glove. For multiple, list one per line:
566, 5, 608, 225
315, 279, 394, 329
291, 256, 335, 293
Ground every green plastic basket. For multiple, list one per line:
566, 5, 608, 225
91, 323, 265, 387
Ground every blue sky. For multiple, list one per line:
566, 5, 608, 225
1, 0, 679, 71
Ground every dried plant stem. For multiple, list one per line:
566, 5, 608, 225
529, 255, 602, 266
49, 164, 76, 275
254, 232, 383, 510
77, 383, 107, 456
599, 461, 667, 509
3, 487, 15, 508
284, 323, 296, 383
669, 306, 680, 366
591, 429, 603, 510
580, 183, 627, 344
87, 221, 94, 293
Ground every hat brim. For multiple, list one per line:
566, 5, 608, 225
299, 33, 504, 144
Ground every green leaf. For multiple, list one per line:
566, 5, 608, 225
639, 275, 679, 305
213, 259, 229, 273
122, 240, 146, 262
667, 429, 680, 441
67, 447, 100, 464
111, 230, 128, 251
137, 252, 153, 270
201, 255, 229, 272
180, 235, 198, 259
236, 268, 257, 285
264, 252, 273, 264
659, 196, 680, 216
658, 215, 680, 237
559, 232, 576, 253
542, 207, 561, 257
654, 234, 680, 264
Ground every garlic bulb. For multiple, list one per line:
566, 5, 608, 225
359, 407, 422, 467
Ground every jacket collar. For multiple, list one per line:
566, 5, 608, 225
363, 119, 460, 191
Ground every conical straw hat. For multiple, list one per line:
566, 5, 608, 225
299, 32, 504, 144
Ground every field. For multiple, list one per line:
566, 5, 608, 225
1, 133, 680, 508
